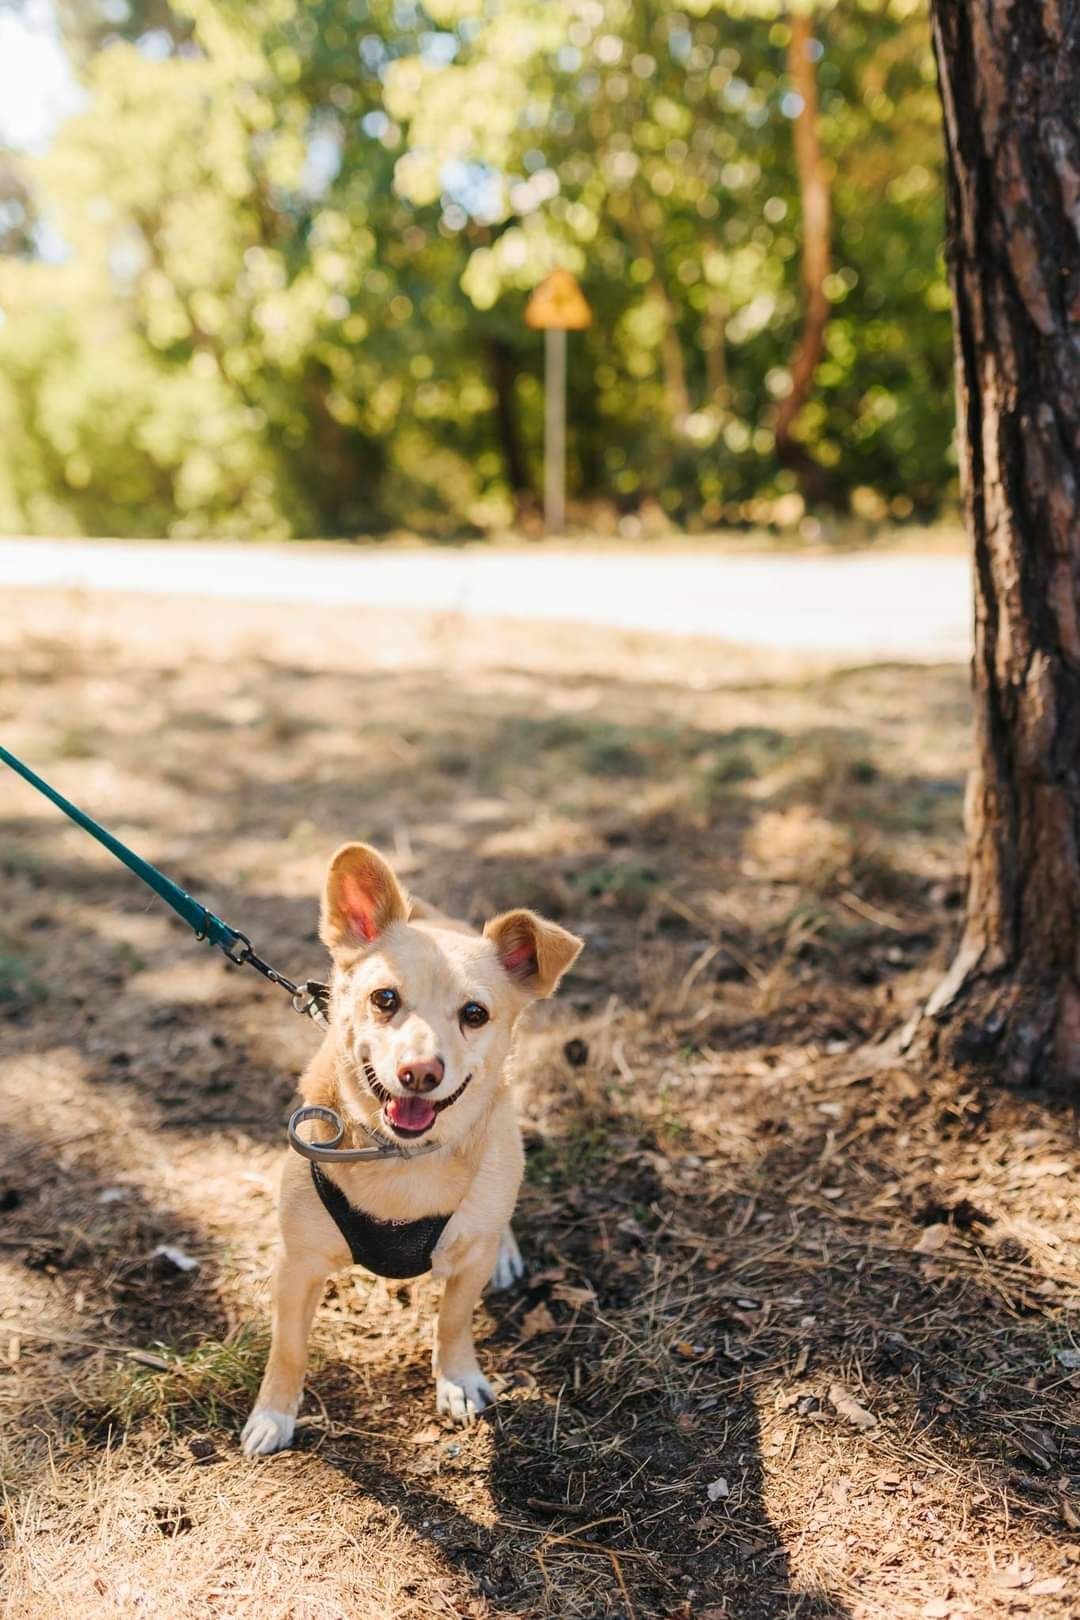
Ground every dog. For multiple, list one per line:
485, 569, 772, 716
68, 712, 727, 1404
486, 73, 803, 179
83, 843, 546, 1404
241, 841, 582, 1455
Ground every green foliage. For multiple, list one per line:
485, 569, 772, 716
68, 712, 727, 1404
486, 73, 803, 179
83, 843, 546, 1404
0, 0, 954, 537
89, 1330, 270, 1433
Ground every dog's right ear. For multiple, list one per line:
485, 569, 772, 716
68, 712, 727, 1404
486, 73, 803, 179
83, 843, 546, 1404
319, 843, 408, 955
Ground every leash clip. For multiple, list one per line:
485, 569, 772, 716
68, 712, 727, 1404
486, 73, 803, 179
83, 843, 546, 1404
0, 744, 331, 1036
292, 981, 331, 1030
221, 931, 253, 966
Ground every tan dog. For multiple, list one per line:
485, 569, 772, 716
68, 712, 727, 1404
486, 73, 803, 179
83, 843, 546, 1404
242, 842, 582, 1455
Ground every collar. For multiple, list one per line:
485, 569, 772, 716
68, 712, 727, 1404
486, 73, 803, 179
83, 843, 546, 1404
288, 1104, 440, 1164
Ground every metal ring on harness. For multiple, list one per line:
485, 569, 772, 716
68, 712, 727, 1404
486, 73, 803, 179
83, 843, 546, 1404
288, 1104, 439, 1163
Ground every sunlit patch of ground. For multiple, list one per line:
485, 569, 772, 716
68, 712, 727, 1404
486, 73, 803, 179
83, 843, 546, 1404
1, 588, 1077, 1620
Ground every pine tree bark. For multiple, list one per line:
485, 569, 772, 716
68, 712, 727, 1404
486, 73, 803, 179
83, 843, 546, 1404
922, 0, 1080, 1086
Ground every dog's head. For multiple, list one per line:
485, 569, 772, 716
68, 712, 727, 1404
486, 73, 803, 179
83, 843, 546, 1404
319, 842, 583, 1148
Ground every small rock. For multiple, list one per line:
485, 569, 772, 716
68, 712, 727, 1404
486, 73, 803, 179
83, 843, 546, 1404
153, 1244, 200, 1273
519, 1302, 557, 1342
828, 1382, 877, 1431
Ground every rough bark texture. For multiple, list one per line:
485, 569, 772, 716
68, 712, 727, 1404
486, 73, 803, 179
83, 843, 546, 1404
774, 10, 832, 491
926, 0, 1080, 1086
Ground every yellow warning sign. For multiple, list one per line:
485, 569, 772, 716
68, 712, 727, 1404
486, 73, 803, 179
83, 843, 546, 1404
524, 269, 592, 331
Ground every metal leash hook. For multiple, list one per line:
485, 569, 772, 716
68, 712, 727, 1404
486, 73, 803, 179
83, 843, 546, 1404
291, 981, 331, 1030
215, 929, 331, 1030
0, 740, 375, 1179
288, 1104, 439, 1164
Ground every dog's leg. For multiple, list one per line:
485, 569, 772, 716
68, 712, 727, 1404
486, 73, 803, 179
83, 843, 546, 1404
434, 1233, 500, 1423
242, 1248, 329, 1456
488, 1224, 525, 1292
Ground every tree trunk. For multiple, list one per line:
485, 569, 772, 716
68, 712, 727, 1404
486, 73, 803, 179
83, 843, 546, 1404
921, 0, 1080, 1086
613, 192, 692, 428
488, 335, 532, 506
774, 9, 832, 488
700, 245, 730, 410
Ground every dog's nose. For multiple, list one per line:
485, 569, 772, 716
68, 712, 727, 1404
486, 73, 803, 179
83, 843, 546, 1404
397, 1056, 444, 1093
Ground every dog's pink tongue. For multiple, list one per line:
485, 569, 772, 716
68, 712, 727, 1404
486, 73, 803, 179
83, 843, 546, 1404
386, 1095, 436, 1132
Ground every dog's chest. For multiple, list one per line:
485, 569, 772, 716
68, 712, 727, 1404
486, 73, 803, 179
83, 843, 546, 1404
310, 1164, 452, 1278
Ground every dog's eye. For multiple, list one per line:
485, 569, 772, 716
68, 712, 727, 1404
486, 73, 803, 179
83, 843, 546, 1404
370, 987, 401, 1016
460, 1001, 489, 1029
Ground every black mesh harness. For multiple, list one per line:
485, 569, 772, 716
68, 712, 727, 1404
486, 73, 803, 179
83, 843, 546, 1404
309, 1163, 451, 1279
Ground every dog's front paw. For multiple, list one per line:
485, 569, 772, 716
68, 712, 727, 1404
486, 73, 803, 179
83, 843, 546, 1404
489, 1227, 525, 1292
241, 1407, 295, 1456
436, 1369, 494, 1424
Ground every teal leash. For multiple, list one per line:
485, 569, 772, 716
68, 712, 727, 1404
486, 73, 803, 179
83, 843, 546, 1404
1, 745, 442, 1163
0, 742, 328, 1028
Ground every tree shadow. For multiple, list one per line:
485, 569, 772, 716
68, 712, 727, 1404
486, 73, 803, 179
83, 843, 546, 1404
0, 1110, 238, 1492
291, 1267, 853, 1619
4, 635, 1078, 1615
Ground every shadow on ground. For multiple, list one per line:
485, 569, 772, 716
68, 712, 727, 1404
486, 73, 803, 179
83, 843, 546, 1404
2, 617, 1077, 1619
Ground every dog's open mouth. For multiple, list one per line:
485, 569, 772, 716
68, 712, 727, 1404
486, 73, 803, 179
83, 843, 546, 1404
363, 1065, 472, 1138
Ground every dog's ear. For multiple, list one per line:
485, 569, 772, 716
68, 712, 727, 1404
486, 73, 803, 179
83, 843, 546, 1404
320, 843, 408, 954
484, 908, 583, 998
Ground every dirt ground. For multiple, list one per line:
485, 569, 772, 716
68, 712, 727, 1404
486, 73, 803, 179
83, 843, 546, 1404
1, 587, 1078, 1620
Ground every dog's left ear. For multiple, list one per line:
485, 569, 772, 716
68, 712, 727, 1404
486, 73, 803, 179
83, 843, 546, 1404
484, 909, 583, 998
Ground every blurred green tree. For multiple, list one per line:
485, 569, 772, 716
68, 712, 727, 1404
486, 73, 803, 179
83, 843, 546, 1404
389, 0, 953, 526
0, 0, 955, 538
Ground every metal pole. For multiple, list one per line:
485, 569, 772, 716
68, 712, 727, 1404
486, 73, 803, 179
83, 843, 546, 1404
544, 325, 566, 533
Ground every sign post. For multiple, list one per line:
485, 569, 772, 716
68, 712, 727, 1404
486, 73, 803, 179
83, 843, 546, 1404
544, 327, 566, 534
524, 269, 592, 535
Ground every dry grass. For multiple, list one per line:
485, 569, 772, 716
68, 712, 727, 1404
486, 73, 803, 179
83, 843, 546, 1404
0, 586, 1078, 1620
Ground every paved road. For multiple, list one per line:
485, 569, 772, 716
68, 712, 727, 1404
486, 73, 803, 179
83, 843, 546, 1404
1, 537, 971, 661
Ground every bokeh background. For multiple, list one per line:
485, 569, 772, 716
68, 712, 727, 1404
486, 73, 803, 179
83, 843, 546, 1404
0, 0, 950, 540
8, 10, 1080, 1619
